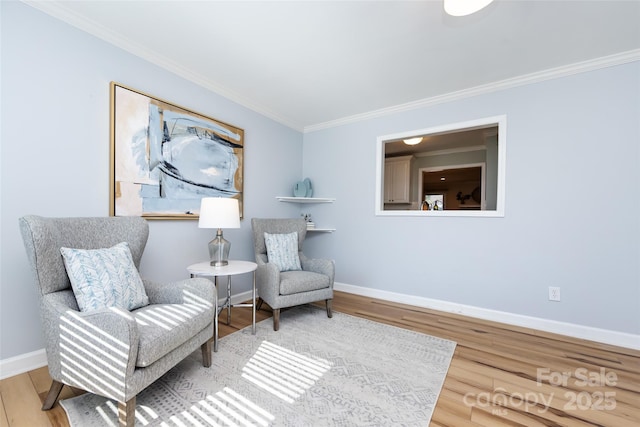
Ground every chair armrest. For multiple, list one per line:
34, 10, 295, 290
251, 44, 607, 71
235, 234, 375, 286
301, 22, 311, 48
43, 295, 140, 399
300, 256, 335, 284
255, 263, 281, 302
65, 308, 140, 377
143, 278, 216, 309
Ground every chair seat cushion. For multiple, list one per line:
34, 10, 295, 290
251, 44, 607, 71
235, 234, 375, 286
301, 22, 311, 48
133, 303, 213, 367
279, 270, 330, 296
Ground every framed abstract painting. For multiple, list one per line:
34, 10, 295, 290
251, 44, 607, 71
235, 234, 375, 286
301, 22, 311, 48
109, 82, 244, 219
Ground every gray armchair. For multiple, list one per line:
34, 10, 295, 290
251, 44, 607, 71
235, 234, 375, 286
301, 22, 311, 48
19, 215, 216, 426
251, 218, 334, 330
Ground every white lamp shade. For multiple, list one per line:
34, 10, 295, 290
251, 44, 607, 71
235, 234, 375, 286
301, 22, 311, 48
198, 197, 240, 229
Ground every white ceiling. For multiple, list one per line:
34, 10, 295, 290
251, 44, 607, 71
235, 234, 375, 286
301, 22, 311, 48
26, 1, 640, 132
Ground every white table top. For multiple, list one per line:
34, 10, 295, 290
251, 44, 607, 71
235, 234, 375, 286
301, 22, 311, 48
187, 260, 257, 276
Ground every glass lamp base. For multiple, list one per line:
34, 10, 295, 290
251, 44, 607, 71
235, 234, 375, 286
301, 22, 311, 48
208, 229, 230, 267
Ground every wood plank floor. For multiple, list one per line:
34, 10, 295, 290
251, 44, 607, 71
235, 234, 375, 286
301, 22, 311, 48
1, 290, 638, 426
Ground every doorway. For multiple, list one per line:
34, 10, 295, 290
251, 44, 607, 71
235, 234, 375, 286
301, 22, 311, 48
419, 163, 485, 210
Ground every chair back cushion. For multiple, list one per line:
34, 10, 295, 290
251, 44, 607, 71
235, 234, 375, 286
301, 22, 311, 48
251, 218, 307, 260
263, 231, 302, 271
19, 216, 149, 296
60, 242, 149, 311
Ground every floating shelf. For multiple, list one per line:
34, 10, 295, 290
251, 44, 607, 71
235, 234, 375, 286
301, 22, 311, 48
276, 196, 336, 232
276, 196, 336, 203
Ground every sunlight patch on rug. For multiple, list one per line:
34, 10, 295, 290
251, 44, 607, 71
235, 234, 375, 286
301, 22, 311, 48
243, 340, 332, 403
60, 306, 456, 426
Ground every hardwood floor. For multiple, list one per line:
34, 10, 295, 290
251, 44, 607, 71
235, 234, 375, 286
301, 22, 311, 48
1, 290, 638, 426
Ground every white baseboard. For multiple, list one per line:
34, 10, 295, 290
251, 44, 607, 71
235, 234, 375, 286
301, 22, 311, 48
334, 282, 640, 351
228, 286, 640, 350
4, 286, 637, 379
0, 348, 48, 380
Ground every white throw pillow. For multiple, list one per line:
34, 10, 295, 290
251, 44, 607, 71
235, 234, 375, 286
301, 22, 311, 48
264, 231, 302, 272
60, 242, 149, 312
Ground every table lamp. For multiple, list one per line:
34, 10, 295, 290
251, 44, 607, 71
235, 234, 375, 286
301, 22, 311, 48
198, 197, 240, 267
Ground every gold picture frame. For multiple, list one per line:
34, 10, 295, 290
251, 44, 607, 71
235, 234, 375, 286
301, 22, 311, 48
109, 82, 244, 219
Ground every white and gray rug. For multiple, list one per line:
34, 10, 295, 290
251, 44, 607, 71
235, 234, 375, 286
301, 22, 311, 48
61, 305, 456, 426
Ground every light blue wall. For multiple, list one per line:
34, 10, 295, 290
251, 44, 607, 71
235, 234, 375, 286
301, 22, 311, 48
2, 1, 639, 363
303, 62, 640, 335
0, 2, 303, 360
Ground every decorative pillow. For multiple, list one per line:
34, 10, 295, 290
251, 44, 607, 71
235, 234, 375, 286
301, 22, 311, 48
264, 232, 302, 272
60, 242, 149, 312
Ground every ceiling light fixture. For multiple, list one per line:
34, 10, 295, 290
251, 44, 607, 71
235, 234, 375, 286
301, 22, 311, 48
444, 0, 494, 16
403, 137, 423, 145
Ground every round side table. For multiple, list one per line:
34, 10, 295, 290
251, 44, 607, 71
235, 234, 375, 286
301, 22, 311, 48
187, 260, 257, 352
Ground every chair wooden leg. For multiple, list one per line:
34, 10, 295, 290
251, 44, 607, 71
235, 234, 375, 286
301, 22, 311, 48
118, 396, 136, 426
273, 308, 280, 331
326, 299, 333, 318
201, 341, 212, 368
256, 297, 264, 311
41, 380, 64, 410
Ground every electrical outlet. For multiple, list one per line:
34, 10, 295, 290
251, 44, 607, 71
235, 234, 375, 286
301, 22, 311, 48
549, 286, 561, 302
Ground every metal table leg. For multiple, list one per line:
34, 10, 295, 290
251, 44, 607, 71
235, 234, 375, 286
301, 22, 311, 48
193, 272, 220, 353
252, 270, 256, 334
226, 275, 231, 325
214, 276, 219, 352
188, 262, 258, 352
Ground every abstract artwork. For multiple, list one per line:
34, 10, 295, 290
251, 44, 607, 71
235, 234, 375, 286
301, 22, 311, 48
110, 82, 244, 219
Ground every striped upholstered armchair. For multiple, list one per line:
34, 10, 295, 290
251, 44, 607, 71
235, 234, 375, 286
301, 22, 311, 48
251, 218, 334, 330
19, 215, 216, 426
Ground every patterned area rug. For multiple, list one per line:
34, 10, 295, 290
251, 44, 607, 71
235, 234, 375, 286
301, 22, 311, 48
61, 305, 456, 426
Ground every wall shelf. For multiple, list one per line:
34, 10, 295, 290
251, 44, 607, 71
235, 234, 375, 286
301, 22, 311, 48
307, 228, 336, 233
276, 196, 336, 203
276, 196, 336, 232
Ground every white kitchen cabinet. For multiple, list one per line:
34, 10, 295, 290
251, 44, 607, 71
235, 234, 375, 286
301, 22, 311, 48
384, 156, 412, 203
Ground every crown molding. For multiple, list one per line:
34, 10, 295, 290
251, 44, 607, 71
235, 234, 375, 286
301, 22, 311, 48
22, 2, 639, 134
305, 49, 640, 133
22, 0, 305, 132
